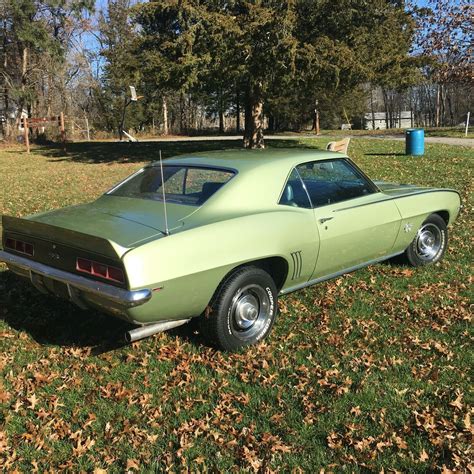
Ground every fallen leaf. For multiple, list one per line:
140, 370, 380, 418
126, 459, 139, 471
27, 394, 38, 410
419, 449, 429, 462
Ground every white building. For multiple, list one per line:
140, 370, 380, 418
364, 111, 413, 130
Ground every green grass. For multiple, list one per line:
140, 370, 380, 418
0, 138, 472, 472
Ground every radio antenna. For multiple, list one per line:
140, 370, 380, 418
159, 149, 170, 236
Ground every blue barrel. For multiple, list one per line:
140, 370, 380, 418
405, 128, 424, 156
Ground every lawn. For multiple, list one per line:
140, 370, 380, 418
0, 138, 472, 472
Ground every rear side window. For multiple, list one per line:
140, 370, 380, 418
279, 169, 312, 208
109, 165, 235, 206
296, 159, 376, 207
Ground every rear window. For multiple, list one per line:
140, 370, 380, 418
109, 165, 235, 206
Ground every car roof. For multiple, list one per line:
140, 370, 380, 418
150, 148, 347, 172
146, 148, 352, 214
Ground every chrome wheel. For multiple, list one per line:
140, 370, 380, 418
414, 223, 443, 261
230, 284, 271, 341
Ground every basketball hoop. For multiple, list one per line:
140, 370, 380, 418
129, 86, 143, 102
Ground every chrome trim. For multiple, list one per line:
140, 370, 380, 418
280, 251, 404, 295
105, 167, 145, 195
0, 250, 151, 309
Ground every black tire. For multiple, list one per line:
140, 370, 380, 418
199, 266, 278, 351
404, 213, 448, 267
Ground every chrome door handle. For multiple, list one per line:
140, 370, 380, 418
319, 217, 334, 224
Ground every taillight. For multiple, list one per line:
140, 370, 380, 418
76, 257, 125, 284
5, 237, 34, 256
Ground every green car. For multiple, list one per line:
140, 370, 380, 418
0, 149, 461, 351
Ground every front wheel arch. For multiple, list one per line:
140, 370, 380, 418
433, 210, 450, 226
404, 213, 448, 267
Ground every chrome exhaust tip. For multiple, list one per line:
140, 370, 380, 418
125, 319, 190, 343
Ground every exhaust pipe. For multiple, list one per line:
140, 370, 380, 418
125, 319, 190, 343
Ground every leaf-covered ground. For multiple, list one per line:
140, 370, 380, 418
0, 138, 472, 472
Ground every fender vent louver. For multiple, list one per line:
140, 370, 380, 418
290, 251, 302, 280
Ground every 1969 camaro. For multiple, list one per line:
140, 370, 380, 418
0, 149, 461, 350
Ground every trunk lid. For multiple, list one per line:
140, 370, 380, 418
2, 195, 198, 259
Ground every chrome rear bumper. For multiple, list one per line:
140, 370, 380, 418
0, 250, 151, 312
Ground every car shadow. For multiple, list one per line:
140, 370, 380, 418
364, 153, 407, 156
0, 270, 211, 354
0, 271, 131, 349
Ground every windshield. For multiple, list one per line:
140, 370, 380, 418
109, 165, 235, 206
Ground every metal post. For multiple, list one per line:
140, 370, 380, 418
23, 117, 30, 153
466, 112, 470, 137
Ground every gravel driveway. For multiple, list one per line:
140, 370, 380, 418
142, 134, 474, 147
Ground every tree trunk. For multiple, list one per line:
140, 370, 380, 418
268, 115, 275, 132
118, 97, 128, 141
243, 83, 265, 149
15, 44, 29, 133
179, 92, 185, 133
435, 84, 441, 127
370, 89, 376, 130
236, 88, 240, 133
218, 87, 224, 134
162, 96, 168, 135
2, 17, 10, 139
382, 89, 389, 129
446, 89, 455, 125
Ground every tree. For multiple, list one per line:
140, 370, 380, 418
412, 0, 473, 126
98, 0, 144, 139
0, 0, 93, 140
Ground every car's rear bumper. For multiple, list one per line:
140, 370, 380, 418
0, 250, 151, 315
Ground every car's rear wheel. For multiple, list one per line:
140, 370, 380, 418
404, 213, 448, 267
199, 266, 278, 351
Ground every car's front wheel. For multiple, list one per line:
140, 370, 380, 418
200, 266, 278, 351
404, 213, 448, 267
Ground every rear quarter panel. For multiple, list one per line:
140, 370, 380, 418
123, 209, 319, 324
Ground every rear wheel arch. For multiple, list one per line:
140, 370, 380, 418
248, 256, 289, 292
200, 265, 279, 351
205, 257, 288, 309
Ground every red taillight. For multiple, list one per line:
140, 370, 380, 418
107, 266, 125, 283
92, 261, 108, 278
77, 257, 92, 273
24, 243, 34, 255
76, 257, 125, 284
5, 237, 34, 256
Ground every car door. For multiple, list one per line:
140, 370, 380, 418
295, 159, 402, 279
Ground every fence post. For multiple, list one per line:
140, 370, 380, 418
24, 117, 30, 154
466, 112, 470, 137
